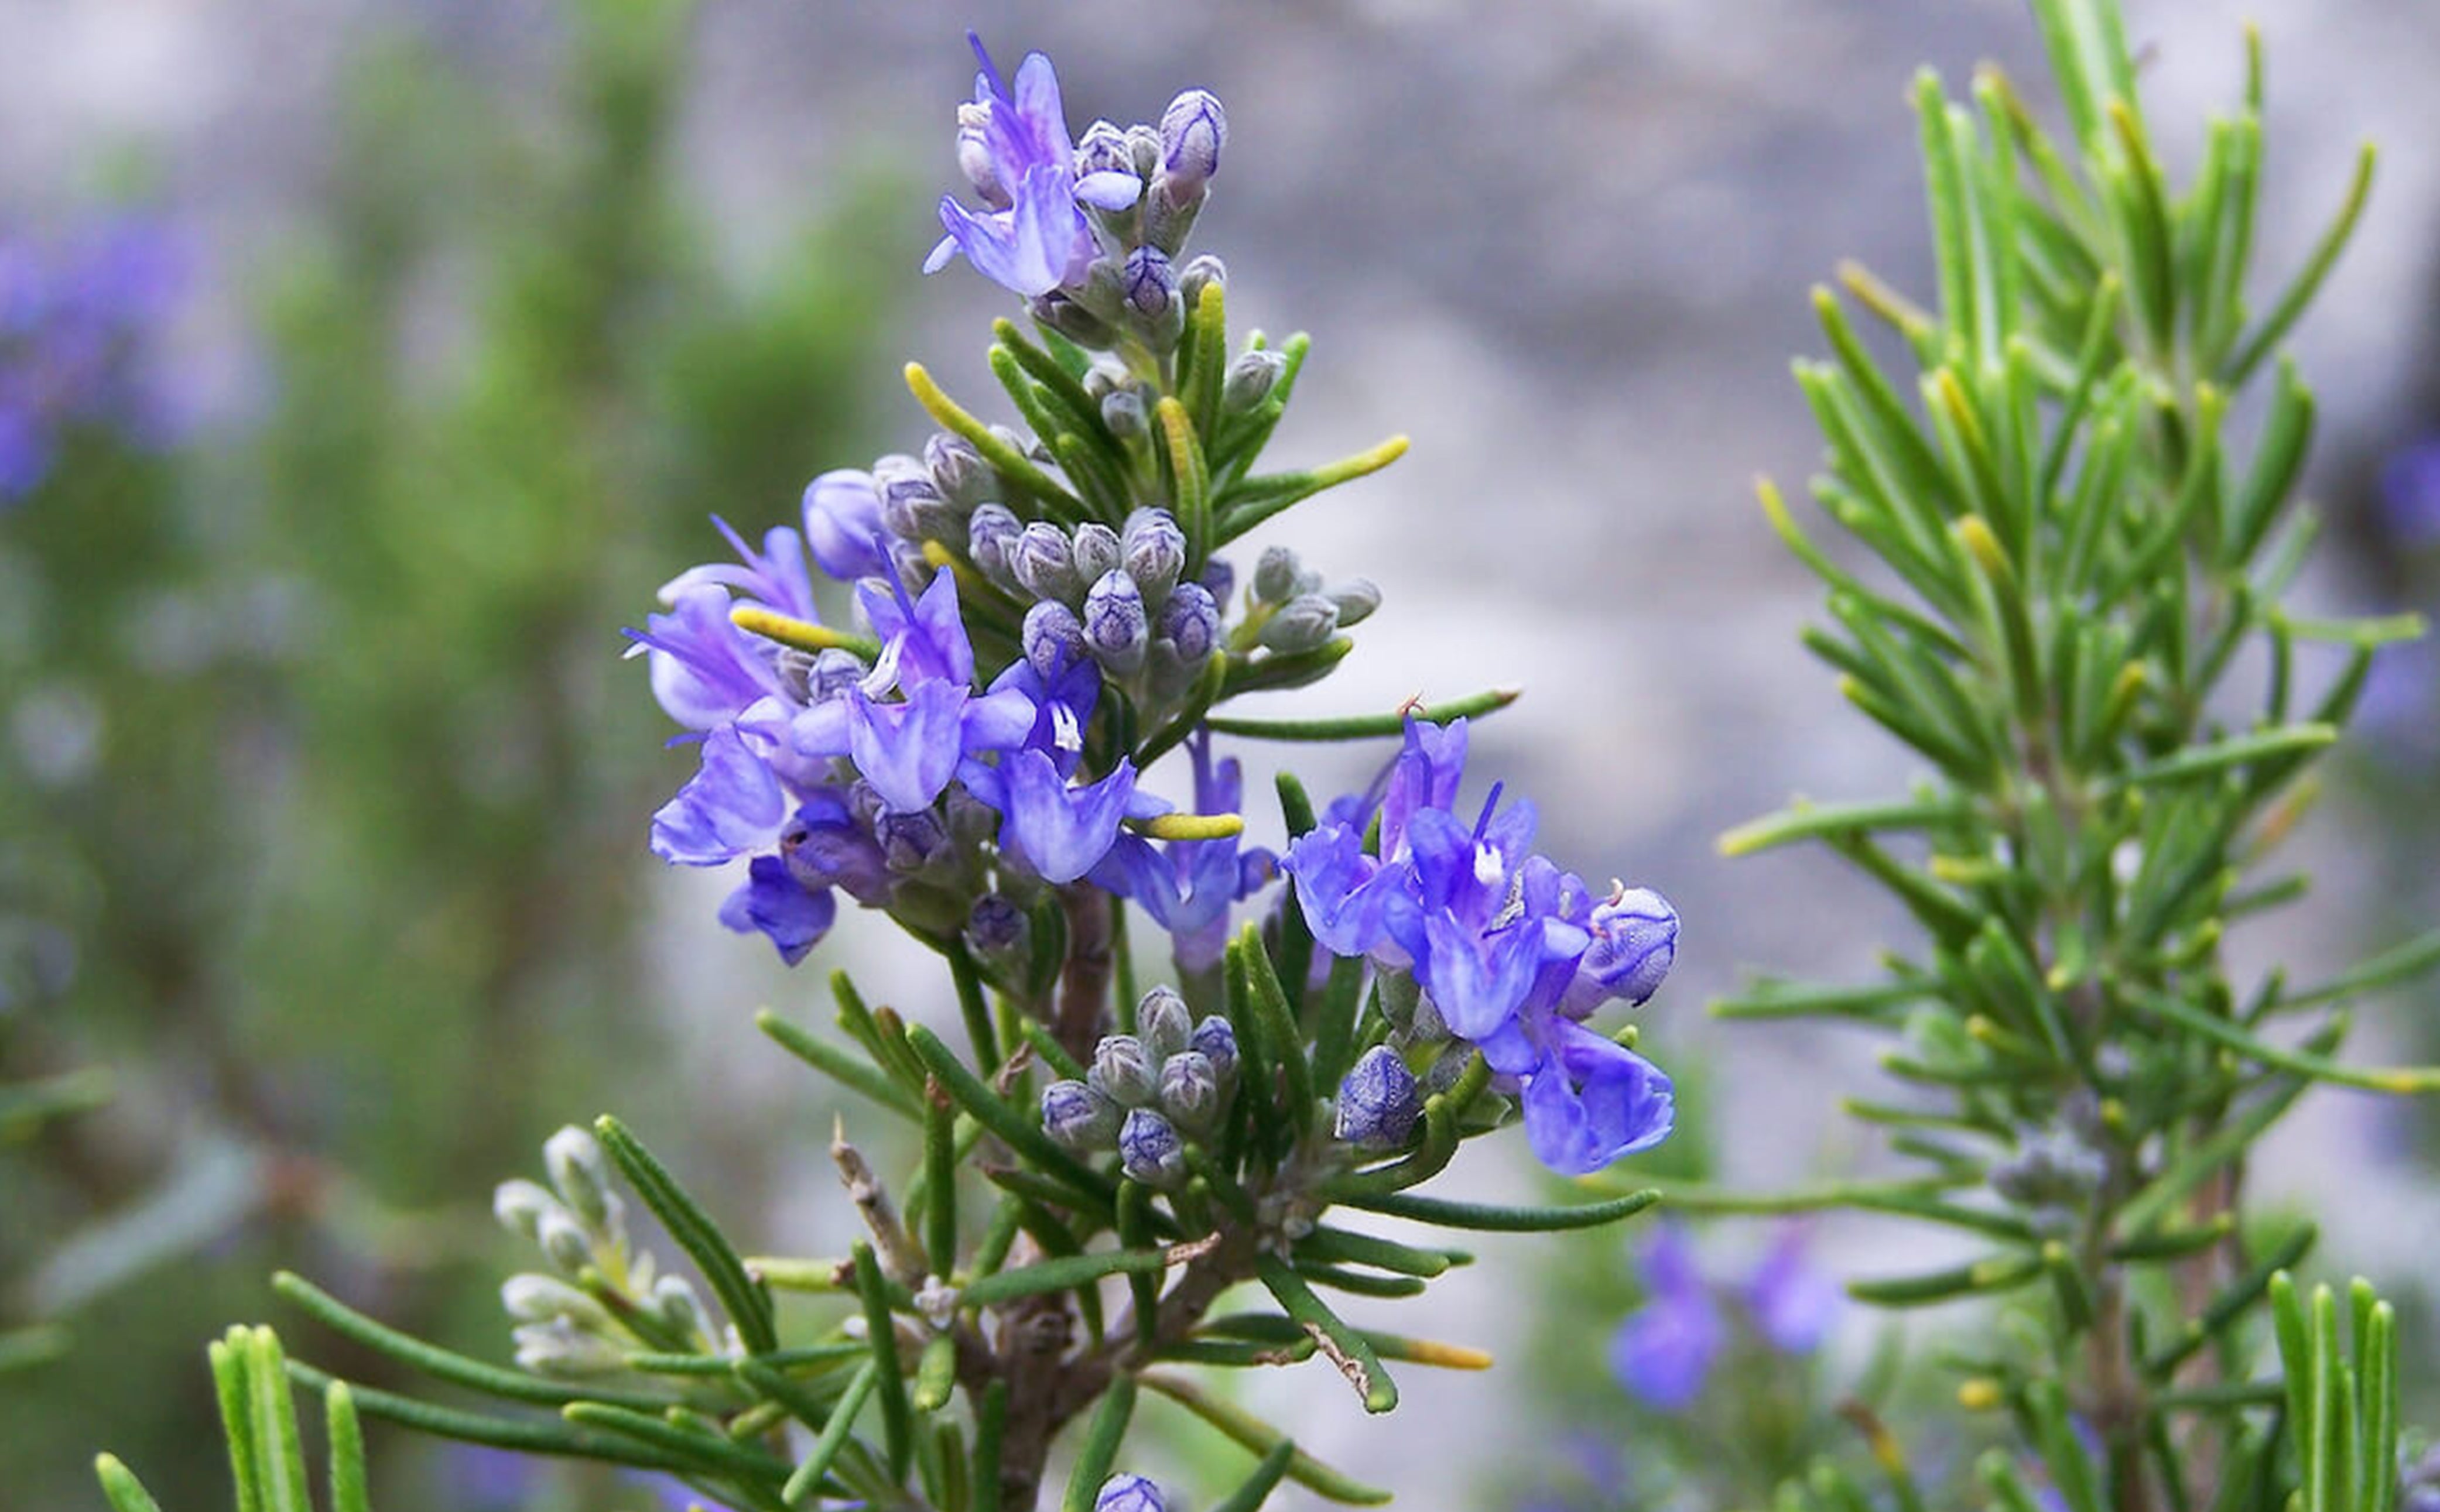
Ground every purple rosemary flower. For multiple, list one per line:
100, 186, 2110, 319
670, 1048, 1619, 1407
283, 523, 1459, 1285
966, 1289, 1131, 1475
962, 748, 1148, 884
1609, 1226, 1724, 1411
2377, 439, 2440, 547
923, 37, 1139, 297
0, 214, 187, 503
1744, 1223, 1840, 1355
1092, 735, 1275, 970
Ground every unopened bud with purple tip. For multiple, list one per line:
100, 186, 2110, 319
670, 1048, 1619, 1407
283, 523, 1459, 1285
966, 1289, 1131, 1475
1258, 594, 1340, 653
1158, 1051, 1222, 1135
1084, 569, 1149, 675
964, 893, 1029, 971
1090, 1034, 1157, 1107
1336, 1045, 1422, 1149
877, 808, 951, 873
1074, 119, 1135, 181
807, 647, 867, 704
803, 469, 890, 582
1223, 349, 1286, 413
1160, 582, 1220, 664
969, 502, 1024, 592
1012, 522, 1081, 602
1123, 246, 1177, 320
1118, 1109, 1186, 1188
1159, 90, 1227, 194
1096, 1475, 1166, 1512
1563, 887, 1679, 1016
1023, 599, 1088, 678
1121, 509, 1185, 604
1072, 522, 1122, 584
1189, 1015, 1238, 1083
1043, 1078, 1123, 1150
1137, 985, 1192, 1060
925, 433, 994, 507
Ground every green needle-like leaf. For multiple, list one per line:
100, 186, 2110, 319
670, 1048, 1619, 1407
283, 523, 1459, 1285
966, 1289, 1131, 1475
596, 1116, 778, 1354
1254, 1254, 1397, 1413
1060, 1374, 1137, 1512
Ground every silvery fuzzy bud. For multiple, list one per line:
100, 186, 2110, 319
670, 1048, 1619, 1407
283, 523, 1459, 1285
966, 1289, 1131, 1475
1122, 246, 1177, 320
514, 1316, 625, 1377
1257, 594, 1340, 653
1336, 1045, 1422, 1149
1120, 509, 1185, 604
1083, 569, 1149, 675
536, 1208, 596, 1276
964, 893, 1029, 967
493, 1178, 563, 1243
1137, 985, 1193, 1060
1028, 291, 1117, 349
1159, 582, 1220, 663
925, 433, 994, 508
878, 457, 959, 544
542, 1126, 620, 1234
1097, 1473, 1168, 1512
1101, 390, 1147, 441
1023, 599, 1088, 678
1042, 1078, 1123, 1150
1012, 523, 1081, 602
1125, 123, 1163, 179
1189, 1015, 1238, 1082
1159, 90, 1227, 194
1117, 1108, 1186, 1188
969, 503, 1025, 591
651, 1274, 712, 1343
502, 1273, 611, 1328
1082, 362, 1127, 402
1251, 546, 1303, 605
1072, 522, 1123, 584
1089, 1034, 1158, 1107
1325, 577, 1382, 628
1158, 1051, 1222, 1135
877, 808, 950, 872
990, 423, 1043, 464
808, 647, 868, 703
1178, 254, 1226, 311
1074, 118, 1135, 181
1221, 349, 1286, 414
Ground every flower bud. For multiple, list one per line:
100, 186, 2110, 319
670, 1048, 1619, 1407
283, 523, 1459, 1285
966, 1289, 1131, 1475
1023, 599, 1088, 678
651, 1274, 712, 1344
543, 1126, 620, 1235
1089, 1034, 1158, 1107
1325, 577, 1382, 628
536, 1208, 595, 1276
1137, 985, 1193, 1060
1221, 349, 1286, 413
1257, 593, 1340, 653
807, 647, 868, 704
1012, 522, 1080, 602
1125, 124, 1162, 179
493, 1178, 563, 1243
1043, 1078, 1124, 1150
925, 433, 994, 507
1581, 886, 1678, 1007
1158, 1050, 1222, 1135
502, 1273, 610, 1328
1159, 582, 1220, 663
1101, 389, 1147, 440
802, 469, 889, 582
1122, 245, 1177, 321
1178, 254, 1226, 311
1251, 546, 1303, 605
1189, 1014, 1238, 1082
1117, 1109, 1186, 1188
1121, 509, 1185, 604
1082, 362, 1127, 402
1199, 554, 1236, 605
964, 893, 1029, 968
969, 502, 1024, 592
1028, 291, 1117, 349
1074, 119, 1135, 181
1335, 1045, 1422, 1149
1159, 90, 1227, 194
514, 1316, 625, 1377
1072, 522, 1123, 584
1084, 569, 1149, 675
877, 807, 950, 872
1097, 1473, 1169, 1512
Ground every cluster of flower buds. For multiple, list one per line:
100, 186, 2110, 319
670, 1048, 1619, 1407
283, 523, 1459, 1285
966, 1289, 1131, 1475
1246, 544, 1380, 656
974, 504, 1221, 703
491, 1127, 710, 1376
1042, 985, 1237, 1187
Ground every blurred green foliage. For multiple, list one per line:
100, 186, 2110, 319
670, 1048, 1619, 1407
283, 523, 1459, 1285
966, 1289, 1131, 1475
1, 0, 895, 1500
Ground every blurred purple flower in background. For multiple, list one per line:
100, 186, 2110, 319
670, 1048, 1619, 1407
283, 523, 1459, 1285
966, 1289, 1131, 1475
0, 214, 187, 504
1610, 1222, 1839, 1411
2377, 440, 2440, 548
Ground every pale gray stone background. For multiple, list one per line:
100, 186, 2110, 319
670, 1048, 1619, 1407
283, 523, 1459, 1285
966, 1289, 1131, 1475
13, 0, 2440, 1503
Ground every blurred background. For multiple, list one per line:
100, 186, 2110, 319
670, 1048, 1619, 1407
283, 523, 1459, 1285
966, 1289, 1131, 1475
2, 0, 2436, 1507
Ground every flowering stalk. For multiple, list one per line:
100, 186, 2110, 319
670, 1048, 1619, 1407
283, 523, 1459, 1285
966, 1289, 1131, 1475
99, 33, 1681, 1512
1678, 2, 2436, 1510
